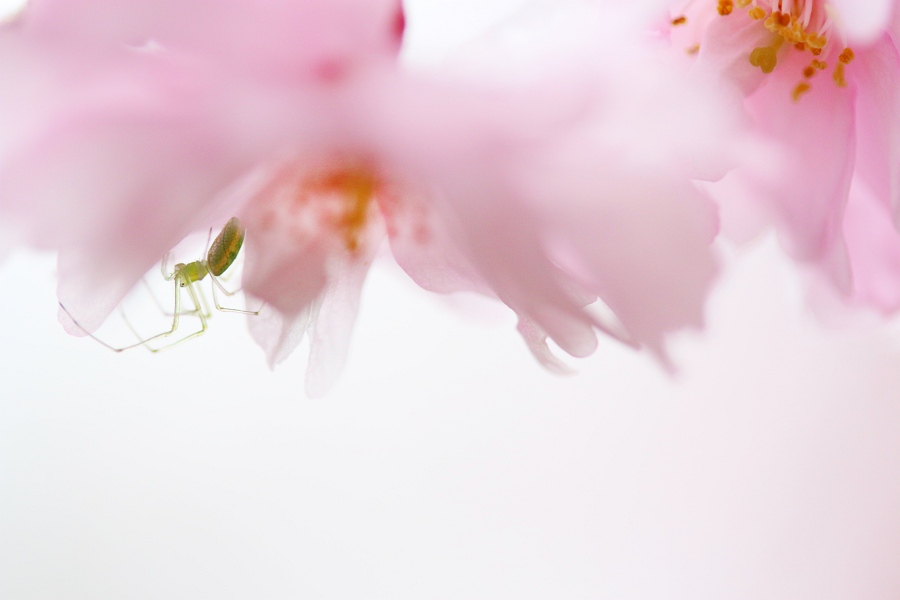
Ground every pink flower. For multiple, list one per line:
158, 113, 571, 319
0, 0, 403, 332
0, 0, 748, 394
666, 0, 900, 313
233, 3, 749, 393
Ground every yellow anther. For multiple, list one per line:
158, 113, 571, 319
749, 45, 779, 73
792, 82, 811, 102
718, 0, 733, 16
686, 44, 700, 55
735, 2, 853, 90
833, 62, 847, 87
807, 34, 827, 49
671, 15, 687, 26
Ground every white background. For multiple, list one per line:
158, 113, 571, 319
2, 0, 900, 598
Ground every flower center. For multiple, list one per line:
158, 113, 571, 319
739, 0, 854, 100
674, 0, 855, 101
301, 163, 379, 252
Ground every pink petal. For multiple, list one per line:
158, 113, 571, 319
0, 89, 251, 331
852, 35, 900, 226
420, 171, 603, 361
831, 0, 896, 44
247, 304, 312, 368
843, 178, 900, 312
238, 158, 384, 393
305, 257, 373, 398
362, 22, 748, 367
18, 0, 404, 80
242, 231, 331, 318
386, 189, 493, 297
524, 151, 720, 363
244, 251, 374, 397
690, 6, 773, 95
516, 317, 576, 375
741, 48, 858, 290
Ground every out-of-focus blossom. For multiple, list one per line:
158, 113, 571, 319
0, 0, 751, 394
230, 2, 750, 392
666, 0, 900, 314
0, 0, 403, 335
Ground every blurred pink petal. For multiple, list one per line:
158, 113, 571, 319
853, 37, 900, 223
246, 253, 370, 398
830, 0, 896, 43
305, 258, 373, 398
843, 178, 900, 311
240, 156, 384, 395
15, 0, 404, 79
440, 1, 744, 363
247, 305, 311, 370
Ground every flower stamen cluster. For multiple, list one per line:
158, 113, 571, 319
252, 158, 385, 258
719, 0, 855, 101
302, 165, 380, 253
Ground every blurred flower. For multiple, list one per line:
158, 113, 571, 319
0, 0, 750, 394
237, 82, 701, 392
0, 0, 403, 334
667, 0, 900, 313
237, 1, 754, 393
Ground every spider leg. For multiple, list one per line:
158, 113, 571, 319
209, 272, 263, 315
161, 252, 177, 281
59, 277, 186, 352
143, 279, 208, 352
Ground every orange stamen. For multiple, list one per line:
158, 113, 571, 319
792, 82, 811, 102
833, 62, 847, 87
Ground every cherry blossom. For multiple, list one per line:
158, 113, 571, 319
234, 2, 754, 393
666, 0, 900, 313
0, 0, 403, 334
231, 64, 733, 393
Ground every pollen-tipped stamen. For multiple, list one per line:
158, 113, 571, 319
833, 62, 847, 87
749, 36, 784, 74
792, 81, 811, 101
749, 6, 766, 19
304, 165, 380, 253
721, 1, 857, 99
